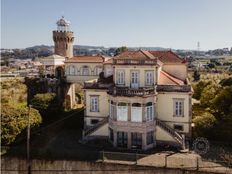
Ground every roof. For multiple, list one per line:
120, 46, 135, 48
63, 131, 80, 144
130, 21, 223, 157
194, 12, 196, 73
158, 70, 184, 85
149, 51, 186, 64
114, 50, 157, 60
65, 55, 110, 63
103, 58, 113, 64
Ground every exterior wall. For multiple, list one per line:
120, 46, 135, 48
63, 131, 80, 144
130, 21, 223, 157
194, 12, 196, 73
53, 31, 74, 58
156, 126, 176, 142
156, 92, 191, 135
66, 76, 98, 83
103, 64, 113, 77
65, 62, 103, 83
85, 89, 109, 126
114, 65, 157, 87
66, 83, 76, 109
162, 64, 187, 81
91, 123, 108, 136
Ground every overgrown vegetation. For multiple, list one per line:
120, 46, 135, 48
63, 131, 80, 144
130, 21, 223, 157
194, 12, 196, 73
1, 79, 42, 145
192, 77, 232, 142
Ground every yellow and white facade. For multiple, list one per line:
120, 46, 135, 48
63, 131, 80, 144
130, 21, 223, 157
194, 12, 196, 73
72, 50, 193, 150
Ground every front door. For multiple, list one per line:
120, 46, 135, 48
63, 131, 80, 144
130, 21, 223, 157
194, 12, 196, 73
131, 71, 139, 89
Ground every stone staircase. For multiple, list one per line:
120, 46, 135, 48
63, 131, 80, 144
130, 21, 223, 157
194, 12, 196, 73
83, 116, 109, 137
156, 118, 185, 149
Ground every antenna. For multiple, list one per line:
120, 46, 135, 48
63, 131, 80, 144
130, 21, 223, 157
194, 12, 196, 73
197, 41, 200, 52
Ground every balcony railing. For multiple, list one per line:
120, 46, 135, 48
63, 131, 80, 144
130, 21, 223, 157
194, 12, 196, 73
113, 59, 157, 65
84, 81, 114, 89
157, 85, 191, 92
108, 86, 156, 97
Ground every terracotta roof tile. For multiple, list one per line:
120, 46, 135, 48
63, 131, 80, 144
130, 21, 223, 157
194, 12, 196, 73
115, 50, 157, 60
149, 51, 185, 64
158, 70, 184, 85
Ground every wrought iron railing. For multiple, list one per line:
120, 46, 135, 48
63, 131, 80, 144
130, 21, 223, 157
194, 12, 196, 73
108, 87, 156, 96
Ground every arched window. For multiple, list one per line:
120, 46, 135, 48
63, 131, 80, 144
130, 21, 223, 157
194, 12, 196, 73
117, 102, 128, 121
95, 66, 103, 75
70, 65, 75, 75
131, 103, 142, 122
145, 102, 154, 121
82, 66, 89, 76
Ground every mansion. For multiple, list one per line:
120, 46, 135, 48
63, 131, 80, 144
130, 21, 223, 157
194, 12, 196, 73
48, 17, 193, 150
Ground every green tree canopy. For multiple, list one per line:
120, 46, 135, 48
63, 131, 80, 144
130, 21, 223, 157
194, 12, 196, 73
211, 86, 232, 118
1, 104, 42, 145
193, 69, 200, 81
192, 80, 211, 100
200, 83, 220, 108
219, 77, 232, 87
31, 93, 57, 111
193, 111, 216, 138
115, 46, 128, 55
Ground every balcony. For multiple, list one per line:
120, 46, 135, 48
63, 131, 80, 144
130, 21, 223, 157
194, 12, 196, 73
156, 85, 192, 92
113, 59, 157, 65
109, 118, 155, 133
108, 86, 156, 97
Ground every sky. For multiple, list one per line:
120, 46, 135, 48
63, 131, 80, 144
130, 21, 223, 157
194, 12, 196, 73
1, 0, 232, 50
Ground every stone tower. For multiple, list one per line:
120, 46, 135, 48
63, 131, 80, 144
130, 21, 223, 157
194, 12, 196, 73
53, 16, 74, 58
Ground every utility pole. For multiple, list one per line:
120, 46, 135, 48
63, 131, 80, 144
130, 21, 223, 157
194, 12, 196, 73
27, 105, 31, 174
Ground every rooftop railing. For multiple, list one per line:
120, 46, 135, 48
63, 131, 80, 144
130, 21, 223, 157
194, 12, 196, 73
113, 59, 157, 65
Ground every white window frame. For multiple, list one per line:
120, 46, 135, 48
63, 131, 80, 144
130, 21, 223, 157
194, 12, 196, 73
95, 66, 102, 75
145, 71, 154, 86
70, 66, 75, 75
116, 70, 125, 85
173, 99, 184, 117
90, 96, 99, 112
131, 71, 139, 88
82, 66, 89, 76
145, 103, 154, 122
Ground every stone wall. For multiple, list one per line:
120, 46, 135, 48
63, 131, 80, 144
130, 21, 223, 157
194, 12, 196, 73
1, 157, 217, 174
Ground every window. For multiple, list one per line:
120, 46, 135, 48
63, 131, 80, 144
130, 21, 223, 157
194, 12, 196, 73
90, 96, 99, 112
95, 66, 102, 75
117, 102, 128, 121
147, 131, 154, 145
131, 71, 139, 88
109, 101, 115, 119
109, 128, 114, 142
82, 66, 89, 76
91, 119, 99, 125
174, 99, 184, 117
174, 124, 184, 131
131, 132, 142, 149
145, 71, 154, 86
116, 70, 125, 85
117, 131, 127, 148
131, 103, 142, 122
145, 102, 154, 121
70, 66, 75, 75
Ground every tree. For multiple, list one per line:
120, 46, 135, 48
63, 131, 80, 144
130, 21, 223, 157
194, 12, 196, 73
211, 86, 232, 118
220, 77, 232, 87
193, 111, 216, 138
1, 104, 42, 145
30, 93, 57, 112
115, 46, 128, 55
192, 81, 211, 100
200, 83, 220, 108
193, 69, 200, 81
